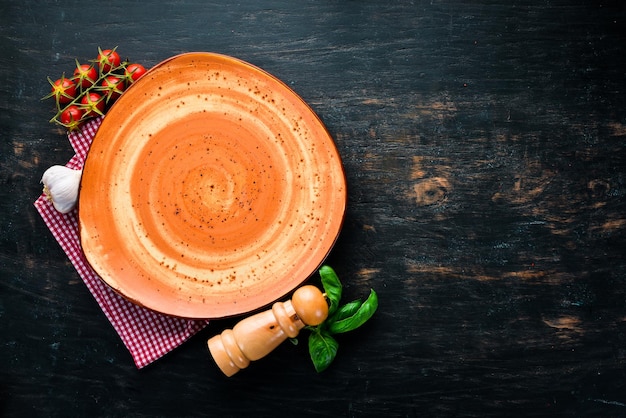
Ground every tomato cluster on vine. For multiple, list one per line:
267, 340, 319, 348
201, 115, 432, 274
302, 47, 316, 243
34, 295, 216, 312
43, 47, 147, 131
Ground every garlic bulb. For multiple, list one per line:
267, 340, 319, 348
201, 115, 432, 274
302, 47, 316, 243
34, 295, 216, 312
41, 165, 83, 214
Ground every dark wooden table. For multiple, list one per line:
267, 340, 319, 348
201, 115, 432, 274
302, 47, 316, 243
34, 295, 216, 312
2, 1, 625, 416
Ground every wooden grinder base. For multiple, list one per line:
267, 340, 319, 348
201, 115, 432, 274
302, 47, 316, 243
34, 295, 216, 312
208, 285, 328, 376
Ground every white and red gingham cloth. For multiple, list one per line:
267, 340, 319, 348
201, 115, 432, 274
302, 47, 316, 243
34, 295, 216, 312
34, 117, 209, 368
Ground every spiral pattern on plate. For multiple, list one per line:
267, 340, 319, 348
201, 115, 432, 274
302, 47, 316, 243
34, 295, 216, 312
79, 53, 346, 318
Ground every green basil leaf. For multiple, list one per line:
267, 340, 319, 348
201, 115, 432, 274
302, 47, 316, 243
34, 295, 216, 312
328, 300, 362, 324
319, 265, 342, 316
308, 331, 339, 373
328, 289, 378, 334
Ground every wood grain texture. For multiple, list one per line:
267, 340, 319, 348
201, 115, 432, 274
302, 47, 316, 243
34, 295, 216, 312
1, 0, 625, 416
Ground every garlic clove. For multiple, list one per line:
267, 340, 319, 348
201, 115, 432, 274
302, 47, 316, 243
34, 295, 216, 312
41, 165, 83, 214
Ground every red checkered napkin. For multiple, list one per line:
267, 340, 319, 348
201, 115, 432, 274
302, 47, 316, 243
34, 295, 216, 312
34, 117, 209, 368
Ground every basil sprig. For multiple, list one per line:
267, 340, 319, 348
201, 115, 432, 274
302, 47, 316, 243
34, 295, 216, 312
305, 266, 378, 372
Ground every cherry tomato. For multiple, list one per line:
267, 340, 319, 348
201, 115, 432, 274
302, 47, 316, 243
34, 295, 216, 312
291, 285, 329, 326
73, 63, 98, 89
80, 92, 105, 118
100, 75, 126, 102
49, 76, 77, 105
96, 49, 122, 73
124, 63, 147, 83
59, 105, 85, 131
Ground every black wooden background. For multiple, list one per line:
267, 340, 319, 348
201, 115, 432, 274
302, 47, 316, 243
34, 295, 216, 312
2, 1, 625, 417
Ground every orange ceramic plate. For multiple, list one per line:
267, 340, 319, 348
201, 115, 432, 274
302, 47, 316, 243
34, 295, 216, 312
79, 52, 346, 319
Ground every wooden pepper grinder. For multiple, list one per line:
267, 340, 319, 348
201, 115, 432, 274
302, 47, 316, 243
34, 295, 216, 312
208, 285, 328, 377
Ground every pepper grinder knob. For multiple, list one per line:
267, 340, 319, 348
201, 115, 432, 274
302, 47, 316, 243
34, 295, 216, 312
208, 285, 328, 376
